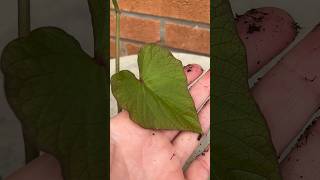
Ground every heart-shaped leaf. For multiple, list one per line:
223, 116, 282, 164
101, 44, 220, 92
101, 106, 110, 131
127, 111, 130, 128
1, 27, 107, 180
212, 0, 281, 179
111, 44, 201, 133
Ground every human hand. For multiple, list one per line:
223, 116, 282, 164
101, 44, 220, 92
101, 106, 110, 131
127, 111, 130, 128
236, 7, 320, 179
110, 64, 210, 180
5, 64, 210, 180
8, 5, 320, 180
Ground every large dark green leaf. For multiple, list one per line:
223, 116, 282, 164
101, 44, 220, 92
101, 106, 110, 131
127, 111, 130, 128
212, 0, 281, 179
1, 27, 107, 180
111, 44, 201, 133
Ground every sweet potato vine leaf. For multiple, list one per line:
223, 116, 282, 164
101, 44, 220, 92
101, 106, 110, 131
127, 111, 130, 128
1, 27, 107, 180
212, 0, 281, 179
111, 44, 201, 133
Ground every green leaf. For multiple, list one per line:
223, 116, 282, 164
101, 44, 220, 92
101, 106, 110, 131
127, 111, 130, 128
1, 27, 107, 180
111, 44, 201, 133
212, 0, 281, 179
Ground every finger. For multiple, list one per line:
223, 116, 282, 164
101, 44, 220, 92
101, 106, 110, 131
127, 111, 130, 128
162, 70, 210, 140
184, 146, 210, 180
163, 7, 295, 141
252, 24, 320, 154
6, 153, 62, 180
173, 100, 210, 164
184, 64, 204, 84
161, 64, 203, 140
236, 7, 297, 76
189, 70, 210, 110
280, 120, 320, 179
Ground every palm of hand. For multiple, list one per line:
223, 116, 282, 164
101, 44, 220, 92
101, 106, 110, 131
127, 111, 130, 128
110, 65, 210, 180
110, 112, 185, 180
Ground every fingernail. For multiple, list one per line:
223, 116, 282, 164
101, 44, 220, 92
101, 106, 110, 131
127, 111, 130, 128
184, 64, 204, 84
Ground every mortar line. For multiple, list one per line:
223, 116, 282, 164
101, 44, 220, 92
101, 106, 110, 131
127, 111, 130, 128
110, 36, 209, 57
159, 18, 165, 45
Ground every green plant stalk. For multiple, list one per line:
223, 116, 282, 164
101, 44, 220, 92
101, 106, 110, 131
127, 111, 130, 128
112, 0, 122, 112
115, 12, 120, 73
18, 0, 40, 163
23, 131, 39, 163
88, 0, 113, 116
18, 0, 30, 37
88, 0, 107, 65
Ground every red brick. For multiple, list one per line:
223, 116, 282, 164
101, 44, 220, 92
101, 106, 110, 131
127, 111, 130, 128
113, 0, 209, 24
110, 12, 160, 43
165, 23, 210, 55
110, 39, 116, 58
125, 42, 142, 55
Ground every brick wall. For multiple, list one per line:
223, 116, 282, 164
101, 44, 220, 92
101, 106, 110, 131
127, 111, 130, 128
110, 0, 210, 58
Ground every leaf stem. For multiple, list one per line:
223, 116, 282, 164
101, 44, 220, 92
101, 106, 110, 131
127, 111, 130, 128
18, 0, 30, 37
112, 0, 122, 112
23, 134, 39, 163
115, 9, 120, 73
88, 0, 107, 66
18, 0, 39, 163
